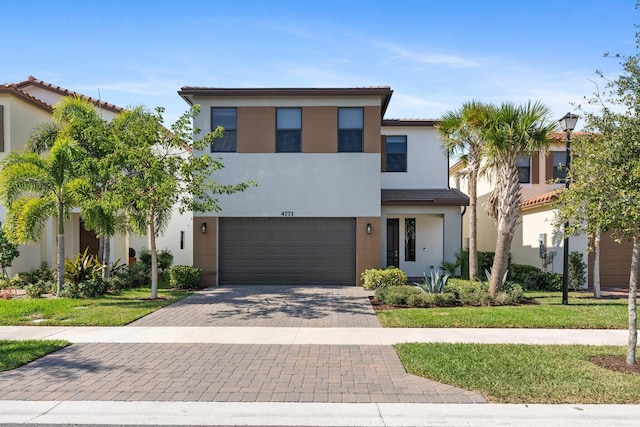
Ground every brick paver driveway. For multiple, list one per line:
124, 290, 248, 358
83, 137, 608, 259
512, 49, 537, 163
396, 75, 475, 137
0, 285, 486, 403
131, 285, 381, 328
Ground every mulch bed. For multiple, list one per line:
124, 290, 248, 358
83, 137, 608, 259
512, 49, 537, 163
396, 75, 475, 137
590, 356, 640, 375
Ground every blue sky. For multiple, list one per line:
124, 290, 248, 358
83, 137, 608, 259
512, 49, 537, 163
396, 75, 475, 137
2, 0, 638, 126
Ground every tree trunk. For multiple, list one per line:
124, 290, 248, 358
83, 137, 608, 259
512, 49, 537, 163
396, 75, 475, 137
149, 207, 158, 300
56, 204, 65, 296
593, 230, 601, 299
98, 236, 105, 265
102, 236, 111, 279
468, 167, 478, 281
627, 234, 638, 366
488, 162, 521, 297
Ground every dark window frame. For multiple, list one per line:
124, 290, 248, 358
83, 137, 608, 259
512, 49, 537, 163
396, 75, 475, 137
517, 155, 531, 184
211, 107, 237, 153
276, 107, 302, 152
338, 107, 364, 152
385, 135, 407, 172
552, 151, 567, 182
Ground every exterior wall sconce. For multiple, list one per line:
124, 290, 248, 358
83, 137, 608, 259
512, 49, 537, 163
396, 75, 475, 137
201, 222, 207, 234
366, 223, 372, 234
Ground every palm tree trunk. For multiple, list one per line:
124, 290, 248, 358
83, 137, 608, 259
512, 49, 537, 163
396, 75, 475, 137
56, 206, 65, 296
488, 162, 521, 297
627, 233, 638, 366
149, 206, 158, 300
468, 167, 478, 280
594, 230, 601, 299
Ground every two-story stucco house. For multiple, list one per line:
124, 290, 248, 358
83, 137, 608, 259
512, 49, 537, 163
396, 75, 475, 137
178, 86, 468, 286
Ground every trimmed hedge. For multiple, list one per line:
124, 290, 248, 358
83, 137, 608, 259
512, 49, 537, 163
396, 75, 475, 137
169, 265, 202, 289
361, 267, 407, 289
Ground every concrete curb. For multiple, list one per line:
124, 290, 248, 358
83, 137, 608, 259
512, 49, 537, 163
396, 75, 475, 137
2, 401, 640, 426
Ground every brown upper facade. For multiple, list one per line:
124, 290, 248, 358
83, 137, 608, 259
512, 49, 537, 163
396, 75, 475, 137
179, 86, 395, 155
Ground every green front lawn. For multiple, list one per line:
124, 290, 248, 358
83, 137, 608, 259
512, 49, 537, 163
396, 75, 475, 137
395, 343, 640, 403
0, 340, 69, 371
0, 287, 191, 326
377, 292, 629, 328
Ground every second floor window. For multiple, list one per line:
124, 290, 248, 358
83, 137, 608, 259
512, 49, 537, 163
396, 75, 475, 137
338, 107, 363, 152
211, 107, 237, 152
517, 155, 530, 183
553, 151, 567, 182
276, 108, 301, 152
385, 135, 407, 172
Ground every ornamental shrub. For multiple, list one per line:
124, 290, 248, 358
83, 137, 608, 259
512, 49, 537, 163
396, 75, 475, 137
569, 251, 586, 291
169, 265, 202, 289
375, 285, 421, 306
361, 267, 407, 289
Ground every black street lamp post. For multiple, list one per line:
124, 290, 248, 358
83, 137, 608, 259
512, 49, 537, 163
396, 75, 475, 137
558, 112, 579, 305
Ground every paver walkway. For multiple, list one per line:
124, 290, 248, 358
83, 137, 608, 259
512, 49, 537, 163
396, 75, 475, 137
0, 285, 486, 404
131, 285, 380, 327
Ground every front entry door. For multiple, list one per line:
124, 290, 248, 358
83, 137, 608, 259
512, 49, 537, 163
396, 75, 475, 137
386, 219, 400, 267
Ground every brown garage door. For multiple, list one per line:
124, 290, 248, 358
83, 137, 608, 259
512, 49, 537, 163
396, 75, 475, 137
219, 218, 356, 285
588, 230, 633, 290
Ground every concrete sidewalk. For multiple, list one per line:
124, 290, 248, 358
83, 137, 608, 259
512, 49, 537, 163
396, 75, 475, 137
0, 325, 631, 345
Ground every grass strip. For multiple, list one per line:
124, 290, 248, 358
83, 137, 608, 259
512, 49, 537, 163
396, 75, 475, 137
395, 343, 640, 403
0, 340, 69, 371
0, 287, 191, 326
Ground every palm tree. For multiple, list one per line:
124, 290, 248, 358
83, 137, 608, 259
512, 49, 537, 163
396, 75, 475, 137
28, 96, 117, 276
438, 101, 493, 280
0, 138, 83, 295
482, 101, 556, 297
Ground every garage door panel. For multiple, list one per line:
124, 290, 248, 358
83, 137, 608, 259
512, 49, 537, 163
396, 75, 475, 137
219, 218, 356, 285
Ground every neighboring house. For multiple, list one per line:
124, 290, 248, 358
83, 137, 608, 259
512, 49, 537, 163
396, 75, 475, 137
449, 132, 632, 291
178, 86, 468, 286
0, 76, 134, 275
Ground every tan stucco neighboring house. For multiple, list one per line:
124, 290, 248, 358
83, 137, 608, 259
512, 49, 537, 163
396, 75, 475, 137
0, 76, 130, 276
449, 132, 633, 292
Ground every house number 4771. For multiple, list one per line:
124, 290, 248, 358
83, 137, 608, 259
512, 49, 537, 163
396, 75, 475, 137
281, 211, 294, 217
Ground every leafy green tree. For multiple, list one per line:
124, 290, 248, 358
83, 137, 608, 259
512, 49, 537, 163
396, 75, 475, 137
0, 138, 84, 295
0, 227, 19, 279
109, 105, 255, 299
556, 43, 640, 363
481, 101, 556, 297
439, 101, 492, 280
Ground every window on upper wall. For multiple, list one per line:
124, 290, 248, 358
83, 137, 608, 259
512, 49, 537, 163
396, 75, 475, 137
276, 108, 301, 152
405, 218, 416, 262
385, 135, 407, 172
553, 151, 567, 182
517, 155, 531, 183
211, 107, 237, 152
338, 107, 363, 152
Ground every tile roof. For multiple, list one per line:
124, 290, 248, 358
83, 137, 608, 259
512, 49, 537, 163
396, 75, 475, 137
520, 188, 564, 210
0, 83, 53, 112
381, 188, 469, 206
11, 76, 124, 113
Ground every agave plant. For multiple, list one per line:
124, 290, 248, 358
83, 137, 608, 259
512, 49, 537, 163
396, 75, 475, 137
414, 270, 450, 294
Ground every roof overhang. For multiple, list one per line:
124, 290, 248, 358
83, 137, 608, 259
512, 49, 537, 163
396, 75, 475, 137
178, 86, 394, 116
381, 188, 469, 206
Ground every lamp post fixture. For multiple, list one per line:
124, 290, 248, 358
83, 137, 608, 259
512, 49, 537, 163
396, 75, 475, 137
558, 112, 579, 305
